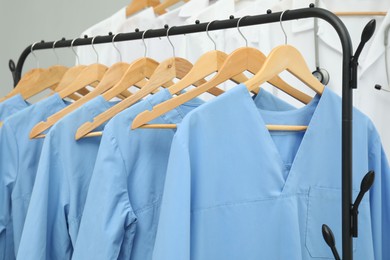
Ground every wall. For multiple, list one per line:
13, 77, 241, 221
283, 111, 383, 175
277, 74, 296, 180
0, 0, 129, 97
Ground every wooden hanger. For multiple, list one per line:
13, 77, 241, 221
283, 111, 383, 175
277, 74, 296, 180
53, 36, 135, 101
100, 29, 177, 102
76, 27, 223, 139
242, 44, 325, 131
153, 0, 189, 15
126, 0, 161, 17
166, 22, 248, 96
29, 33, 153, 139
131, 45, 311, 129
76, 56, 202, 139
126, 0, 189, 17
0, 65, 68, 102
52, 38, 93, 100
0, 41, 72, 102
335, 11, 387, 17
30, 61, 134, 139
245, 45, 324, 94
53, 36, 109, 99
167, 50, 244, 96
55, 63, 107, 99
53, 65, 95, 101
132, 15, 317, 130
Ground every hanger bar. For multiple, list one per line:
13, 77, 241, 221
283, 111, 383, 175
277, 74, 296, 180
35, 131, 104, 139
139, 124, 308, 130
14, 7, 350, 87
335, 11, 387, 17
85, 124, 309, 135
12, 7, 356, 260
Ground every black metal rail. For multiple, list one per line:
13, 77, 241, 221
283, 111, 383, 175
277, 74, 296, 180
10, 5, 359, 259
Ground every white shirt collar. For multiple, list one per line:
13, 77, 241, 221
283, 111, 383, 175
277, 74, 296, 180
360, 8, 390, 76
188, 0, 235, 22
109, 7, 127, 33
178, 0, 209, 18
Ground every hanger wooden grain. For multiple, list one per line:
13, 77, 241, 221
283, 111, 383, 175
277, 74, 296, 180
54, 65, 94, 101
126, 0, 161, 17
334, 11, 387, 16
29, 62, 136, 139
167, 50, 246, 96
0, 65, 68, 102
244, 45, 324, 94
55, 63, 107, 99
153, 0, 189, 15
132, 47, 312, 129
101, 58, 167, 101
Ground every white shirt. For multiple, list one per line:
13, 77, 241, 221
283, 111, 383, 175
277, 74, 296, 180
267, 0, 390, 155
357, 8, 390, 155
76, 7, 127, 66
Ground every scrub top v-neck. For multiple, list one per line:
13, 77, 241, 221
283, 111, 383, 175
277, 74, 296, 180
244, 90, 321, 192
153, 84, 390, 260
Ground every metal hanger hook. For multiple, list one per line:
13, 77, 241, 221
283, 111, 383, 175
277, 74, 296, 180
166, 26, 176, 57
112, 33, 123, 62
52, 40, 60, 64
280, 10, 289, 45
206, 20, 217, 50
142, 29, 152, 57
70, 38, 80, 65
237, 16, 249, 47
31, 41, 40, 68
91, 36, 99, 63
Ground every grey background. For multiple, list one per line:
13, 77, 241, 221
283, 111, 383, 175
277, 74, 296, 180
0, 0, 129, 97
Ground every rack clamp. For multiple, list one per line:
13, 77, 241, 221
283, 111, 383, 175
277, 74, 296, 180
351, 171, 375, 237
323, 171, 375, 259
9, 59, 17, 87
350, 19, 376, 89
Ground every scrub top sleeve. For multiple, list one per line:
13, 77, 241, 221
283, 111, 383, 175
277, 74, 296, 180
17, 134, 71, 260
72, 132, 137, 260
0, 125, 18, 259
152, 137, 192, 260
368, 132, 390, 259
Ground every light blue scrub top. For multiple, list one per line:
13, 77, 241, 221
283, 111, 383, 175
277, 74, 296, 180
72, 88, 295, 260
152, 84, 390, 260
0, 94, 69, 260
0, 94, 29, 123
16, 96, 118, 260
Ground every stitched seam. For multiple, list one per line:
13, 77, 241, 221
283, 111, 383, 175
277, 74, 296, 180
4, 123, 19, 228
11, 192, 32, 201
133, 196, 162, 215
107, 132, 136, 219
68, 215, 81, 225
191, 193, 308, 213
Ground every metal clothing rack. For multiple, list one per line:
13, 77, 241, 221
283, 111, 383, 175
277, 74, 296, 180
8, 5, 376, 260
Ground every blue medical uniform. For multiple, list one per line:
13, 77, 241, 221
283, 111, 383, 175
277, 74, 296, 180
16, 96, 118, 260
0, 94, 69, 260
152, 84, 390, 260
0, 94, 29, 124
72, 88, 294, 260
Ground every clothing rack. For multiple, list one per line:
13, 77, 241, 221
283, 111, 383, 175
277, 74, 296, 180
8, 5, 374, 260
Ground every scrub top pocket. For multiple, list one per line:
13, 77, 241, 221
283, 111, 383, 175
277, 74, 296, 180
305, 187, 357, 259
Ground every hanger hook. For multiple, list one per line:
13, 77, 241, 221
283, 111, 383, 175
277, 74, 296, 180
112, 33, 123, 62
166, 26, 176, 57
31, 41, 40, 68
142, 29, 151, 57
280, 10, 289, 45
237, 16, 249, 47
91, 36, 99, 63
70, 38, 80, 65
206, 20, 217, 50
52, 40, 60, 64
